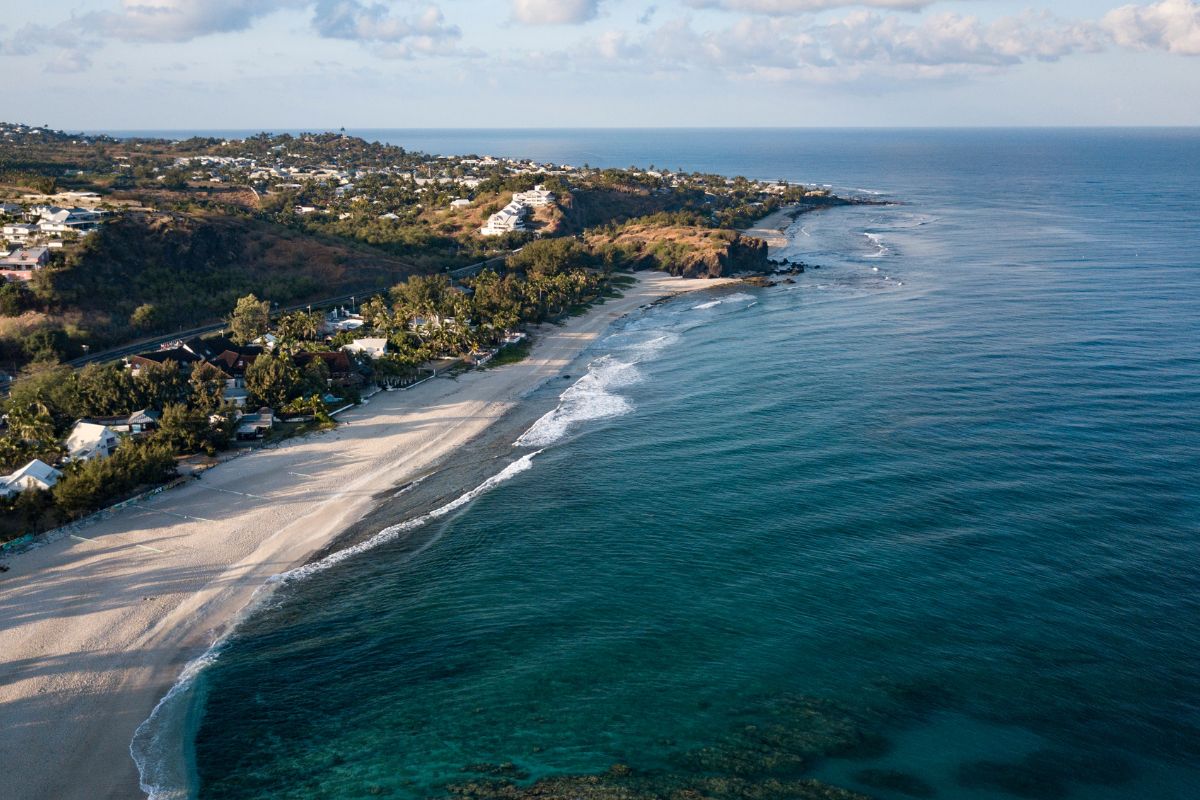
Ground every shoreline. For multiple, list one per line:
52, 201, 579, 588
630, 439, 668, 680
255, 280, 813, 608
0, 270, 736, 800
741, 204, 813, 250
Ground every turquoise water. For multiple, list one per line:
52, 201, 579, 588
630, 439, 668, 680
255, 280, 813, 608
177, 131, 1200, 799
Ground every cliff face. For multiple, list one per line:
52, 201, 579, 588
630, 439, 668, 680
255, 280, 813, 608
588, 224, 770, 278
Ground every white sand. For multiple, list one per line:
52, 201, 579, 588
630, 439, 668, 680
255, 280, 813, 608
741, 206, 800, 251
0, 272, 734, 800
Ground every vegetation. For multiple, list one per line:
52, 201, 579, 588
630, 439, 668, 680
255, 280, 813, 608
0, 120, 858, 542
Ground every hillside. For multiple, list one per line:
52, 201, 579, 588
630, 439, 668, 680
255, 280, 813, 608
2, 211, 414, 368
587, 222, 769, 278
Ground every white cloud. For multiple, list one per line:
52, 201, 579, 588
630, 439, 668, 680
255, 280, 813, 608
1103, 0, 1200, 55
570, 8, 1104, 84
685, 0, 936, 14
312, 1, 461, 53
102, 0, 292, 42
44, 48, 92, 74
511, 0, 600, 25
818, 10, 1103, 67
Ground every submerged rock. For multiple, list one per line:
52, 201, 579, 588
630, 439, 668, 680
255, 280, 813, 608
443, 773, 872, 800
956, 759, 1067, 800
463, 762, 532, 780
852, 769, 935, 798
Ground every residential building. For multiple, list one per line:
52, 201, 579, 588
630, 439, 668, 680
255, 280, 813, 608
513, 184, 556, 208
236, 407, 276, 440
0, 246, 51, 281
76, 409, 160, 437
342, 337, 388, 358
65, 422, 121, 462
2, 223, 37, 243
480, 201, 530, 236
295, 350, 364, 388
0, 459, 62, 498
127, 347, 203, 375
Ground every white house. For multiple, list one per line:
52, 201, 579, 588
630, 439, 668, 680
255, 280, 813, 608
2, 224, 38, 243
480, 201, 530, 237
513, 184, 556, 208
35, 206, 104, 230
449, 198, 472, 210
65, 422, 121, 462
0, 459, 63, 498
342, 337, 388, 358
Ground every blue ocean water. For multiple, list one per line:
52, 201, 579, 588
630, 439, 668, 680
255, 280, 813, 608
161, 130, 1200, 800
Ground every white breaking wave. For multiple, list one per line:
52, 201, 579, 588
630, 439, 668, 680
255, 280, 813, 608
275, 450, 542, 584
131, 640, 227, 800
517, 292, 760, 448
515, 355, 639, 447
864, 232, 889, 258
131, 450, 543, 800
692, 292, 755, 311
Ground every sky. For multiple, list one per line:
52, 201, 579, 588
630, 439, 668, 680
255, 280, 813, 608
0, 0, 1198, 129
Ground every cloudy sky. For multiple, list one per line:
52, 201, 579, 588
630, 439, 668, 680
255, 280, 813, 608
1, 0, 1199, 129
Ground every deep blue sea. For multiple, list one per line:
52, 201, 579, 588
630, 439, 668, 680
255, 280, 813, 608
134, 130, 1200, 800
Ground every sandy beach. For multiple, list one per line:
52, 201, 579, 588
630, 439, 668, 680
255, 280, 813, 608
0, 271, 734, 800
741, 205, 803, 250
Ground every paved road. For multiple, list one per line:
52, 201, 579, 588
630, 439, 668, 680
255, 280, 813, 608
66, 248, 522, 369
66, 291, 379, 367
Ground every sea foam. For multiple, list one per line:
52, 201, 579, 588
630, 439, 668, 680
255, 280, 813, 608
516, 355, 639, 447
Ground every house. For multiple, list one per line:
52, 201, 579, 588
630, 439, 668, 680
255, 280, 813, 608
1, 224, 36, 243
183, 336, 262, 385
35, 206, 104, 231
0, 202, 22, 216
480, 201, 530, 237
1, 246, 50, 268
77, 409, 160, 437
323, 313, 365, 334
449, 198, 472, 210
65, 421, 121, 462
295, 351, 362, 387
0, 246, 51, 281
127, 347, 203, 375
235, 407, 275, 440
0, 459, 63, 498
513, 184, 556, 208
342, 337, 388, 358
252, 332, 280, 351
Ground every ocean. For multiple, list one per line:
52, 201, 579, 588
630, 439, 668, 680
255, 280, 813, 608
134, 130, 1200, 800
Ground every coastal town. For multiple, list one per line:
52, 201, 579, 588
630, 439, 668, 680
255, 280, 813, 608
0, 121, 844, 547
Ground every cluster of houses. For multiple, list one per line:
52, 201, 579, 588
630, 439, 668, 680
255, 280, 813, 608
480, 185, 556, 237
0, 324, 389, 501
0, 408, 159, 500
1, 195, 110, 281
164, 136, 578, 225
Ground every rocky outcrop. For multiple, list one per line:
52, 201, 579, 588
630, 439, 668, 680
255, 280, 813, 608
588, 224, 771, 278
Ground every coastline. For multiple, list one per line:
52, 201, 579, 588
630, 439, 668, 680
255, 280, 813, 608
741, 204, 810, 250
0, 270, 736, 800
